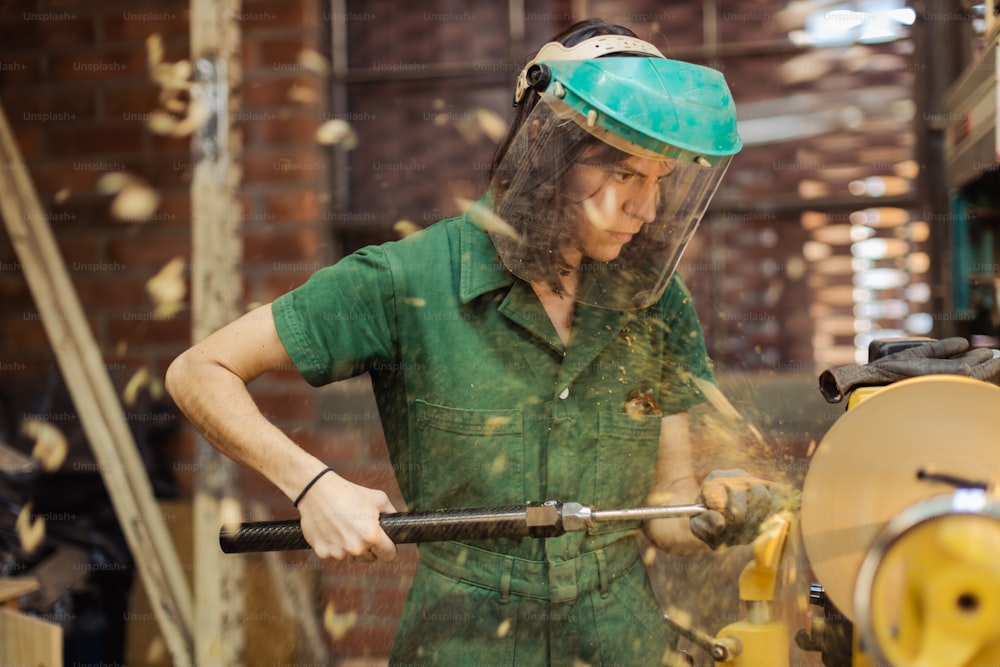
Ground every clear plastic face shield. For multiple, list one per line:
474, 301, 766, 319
489, 100, 732, 310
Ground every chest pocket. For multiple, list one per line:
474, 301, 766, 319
413, 400, 526, 510
593, 410, 661, 532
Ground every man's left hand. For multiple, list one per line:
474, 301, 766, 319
691, 469, 788, 550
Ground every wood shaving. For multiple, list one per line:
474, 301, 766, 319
145, 637, 166, 664
474, 108, 506, 143
455, 197, 521, 241
145, 33, 209, 137
16, 502, 45, 553
323, 600, 357, 641
146, 257, 187, 316
315, 119, 357, 148
111, 182, 160, 222
298, 49, 330, 75
23, 419, 67, 472
288, 84, 319, 104
123, 367, 150, 406
393, 219, 421, 238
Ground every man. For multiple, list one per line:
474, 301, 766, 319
167, 19, 777, 666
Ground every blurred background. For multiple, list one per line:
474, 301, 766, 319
0, 0, 997, 665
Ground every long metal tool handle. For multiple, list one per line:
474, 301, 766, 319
219, 502, 707, 554
591, 504, 706, 523
220, 505, 554, 553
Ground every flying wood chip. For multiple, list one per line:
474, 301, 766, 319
315, 119, 358, 149
111, 182, 160, 222
392, 219, 421, 238
474, 108, 507, 143
146, 257, 187, 317
288, 83, 319, 104
323, 601, 357, 641
298, 49, 331, 75
145, 33, 209, 138
454, 197, 521, 241
23, 419, 68, 472
123, 367, 150, 407
16, 502, 45, 553
97, 172, 161, 222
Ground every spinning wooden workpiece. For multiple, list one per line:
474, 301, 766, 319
801, 375, 1000, 666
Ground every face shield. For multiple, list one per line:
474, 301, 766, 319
489, 53, 742, 310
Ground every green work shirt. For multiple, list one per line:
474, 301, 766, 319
272, 213, 714, 663
273, 212, 712, 555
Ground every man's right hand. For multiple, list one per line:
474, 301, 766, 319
296, 469, 398, 561
166, 305, 400, 563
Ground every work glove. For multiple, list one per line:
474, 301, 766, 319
691, 469, 788, 550
818, 337, 1000, 403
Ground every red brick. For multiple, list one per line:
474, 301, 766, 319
107, 311, 191, 346
373, 580, 413, 616
0, 19, 34, 53
330, 625, 397, 658
13, 126, 41, 158
244, 151, 326, 184
4, 90, 96, 123
321, 585, 367, 612
251, 36, 312, 72
74, 276, 148, 309
0, 55, 42, 85
48, 49, 145, 83
264, 189, 320, 224
148, 131, 199, 159
254, 111, 320, 146
30, 161, 102, 195
38, 12, 97, 46
136, 156, 195, 198
102, 86, 161, 121
5, 316, 58, 351
152, 191, 193, 226
56, 235, 101, 265
0, 279, 34, 312
100, 7, 189, 43
263, 270, 313, 299
49, 123, 145, 157
236, 0, 311, 32
243, 77, 315, 109
105, 235, 190, 268
253, 391, 317, 422
244, 230, 321, 263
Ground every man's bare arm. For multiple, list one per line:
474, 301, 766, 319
164, 303, 397, 560
642, 411, 710, 555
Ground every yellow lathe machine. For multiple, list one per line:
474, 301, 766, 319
798, 374, 1000, 667
694, 372, 1000, 667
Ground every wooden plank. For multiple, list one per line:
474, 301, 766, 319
0, 101, 195, 666
0, 577, 39, 606
189, 0, 245, 664
0, 608, 62, 666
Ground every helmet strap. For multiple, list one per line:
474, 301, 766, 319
513, 35, 665, 105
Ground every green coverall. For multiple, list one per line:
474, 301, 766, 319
272, 213, 715, 666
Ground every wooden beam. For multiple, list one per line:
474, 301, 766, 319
0, 102, 195, 665
0, 608, 61, 667
189, 0, 245, 664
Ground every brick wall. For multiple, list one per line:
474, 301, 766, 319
0, 0, 340, 661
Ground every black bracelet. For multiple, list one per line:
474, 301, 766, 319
293, 467, 334, 507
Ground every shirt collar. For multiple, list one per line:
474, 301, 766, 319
459, 214, 515, 304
